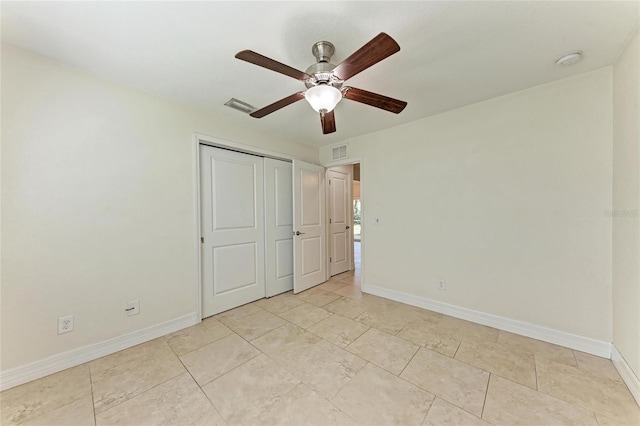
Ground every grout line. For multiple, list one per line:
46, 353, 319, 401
397, 345, 421, 377
88, 365, 98, 425
534, 355, 539, 390
480, 373, 491, 419
326, 359, 368, 400
452, 338, 463, 358
421, 396, 437, 425
571, 349, 579, 368
193, 331, 263, 389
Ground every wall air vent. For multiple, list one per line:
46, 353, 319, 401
224, 98, 256, 114
332, 144, 348, 161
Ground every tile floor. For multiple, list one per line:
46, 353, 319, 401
2, 266, 639, 425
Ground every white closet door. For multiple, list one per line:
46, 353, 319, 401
200, 145, 265, 317
293, 160, 327, 293
264, 158, 293, 297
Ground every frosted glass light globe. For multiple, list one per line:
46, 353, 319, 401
305, 85, 342, 112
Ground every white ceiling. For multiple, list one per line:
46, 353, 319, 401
1, 1, 638, 148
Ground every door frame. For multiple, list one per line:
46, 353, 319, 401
322, 156, 365, 288
193, 133, 299, 321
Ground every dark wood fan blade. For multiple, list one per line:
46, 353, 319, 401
235, 50, 311, 81
320, 110, 336, 134
343, 86, 407, 114
332, 33, 400, 81
250, 92, 305, 118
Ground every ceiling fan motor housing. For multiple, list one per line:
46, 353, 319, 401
311, 41, 335, 63
306, 41, 343, 89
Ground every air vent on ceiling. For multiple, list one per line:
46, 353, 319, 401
332, 144, 348, 161
224, 98, 256, 114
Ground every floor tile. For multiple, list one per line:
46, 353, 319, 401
254, 292, 305, 314
497, 331, 577, 366
218, 309, 287, 340
574, 350, 624, 383
423, 398, 489, 426
286, 339, 367, 399
324, 296, 369, 319
180, 333, 260, 386
20, 394, 95, 426
295, 287, 342, 307
336, 274, 360, 286
0, 365, 91, 425
251, 323, 322, 365
536, 358, 640, 424
278, 303, 332, 328
438, 316, 499, 344
355, 305, 415, 335
308, 313, 370, 347
92, 345, 185, 413
202, 354, 300, 425
397, 318, 463, 357
332, 363, 434, 426
89, 338, 167, 375
95, 373, 223, 426
483, 375, 597, 425
165, 317, 233, 356
316, 280, 350, 293
398, 315, 498, 358
595, 413, 630, 425
332, 284, 363, 299
401, 347, 490, 417
455, 339, 537, 389
214, 303, 263, 322
347, 328, 419, 375
256, 383, 356, 425
191, 410, 228, 426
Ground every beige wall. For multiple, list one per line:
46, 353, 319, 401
321, 69, 613, 341
0, 46, 317, 371
613, 28, 640, 378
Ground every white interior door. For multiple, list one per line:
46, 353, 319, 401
328, 169, 351, 276
200, 145, 265, 317
293, 160, 326, 293
264, 158, 293, 297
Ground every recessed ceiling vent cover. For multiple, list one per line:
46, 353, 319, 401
332, 144, 348, 161
224, 98, 256, 114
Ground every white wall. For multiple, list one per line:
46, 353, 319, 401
321, 69, 613, 342
613, 28, 640, 379
0, 46, 317, 372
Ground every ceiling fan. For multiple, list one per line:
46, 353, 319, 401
235, 32, 407, 135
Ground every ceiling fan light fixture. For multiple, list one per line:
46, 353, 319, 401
305, 84, 342, 113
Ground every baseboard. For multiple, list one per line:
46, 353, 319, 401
612, 345, 640, 406
0, 312, 198, 392
362, 283, 612, 358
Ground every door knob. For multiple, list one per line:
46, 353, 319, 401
295, 231, 306, 236
346, 225, 350, 230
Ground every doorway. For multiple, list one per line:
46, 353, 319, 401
326, 161, 362, 280
352, 162, 361, 278
327, 168, 351, 276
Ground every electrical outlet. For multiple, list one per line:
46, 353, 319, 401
438, 280, 446, 291
58, 315, 74, 334
126, 300, 140, 316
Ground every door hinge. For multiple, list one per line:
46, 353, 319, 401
329, 218, 332, 224
200, 237, 204, 244
330, 257, 332, 262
